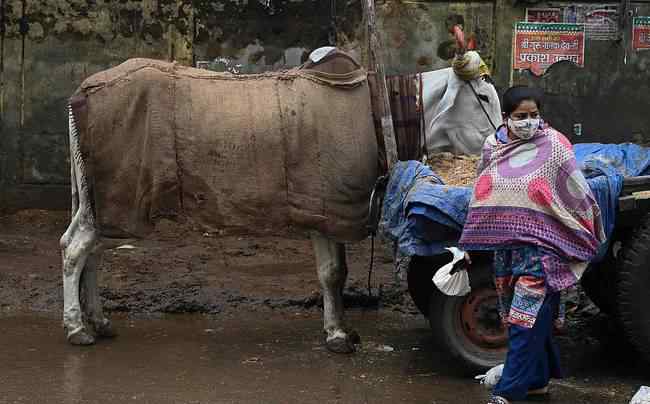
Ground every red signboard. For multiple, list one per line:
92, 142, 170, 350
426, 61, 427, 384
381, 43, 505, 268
526, 8, 562, 23
633, 17, 650, 51
513, 22, 585, 76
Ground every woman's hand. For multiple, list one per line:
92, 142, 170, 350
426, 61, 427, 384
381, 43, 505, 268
464, 252, 472, 265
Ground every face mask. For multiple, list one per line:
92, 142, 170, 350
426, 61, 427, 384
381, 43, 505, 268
507, 118, 540, 140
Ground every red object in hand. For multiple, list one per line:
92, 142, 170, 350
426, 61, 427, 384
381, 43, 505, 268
452, 25, 466, 52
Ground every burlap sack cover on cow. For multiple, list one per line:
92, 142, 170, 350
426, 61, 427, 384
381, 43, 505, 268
69, 51, 378, 242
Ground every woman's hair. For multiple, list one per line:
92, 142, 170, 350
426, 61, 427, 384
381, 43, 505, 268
502, 85, 543, 116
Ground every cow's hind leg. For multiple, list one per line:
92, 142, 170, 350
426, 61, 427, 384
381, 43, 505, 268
61, 212, 98, 345
311, 232, 359, 353
80, 245, 115, 338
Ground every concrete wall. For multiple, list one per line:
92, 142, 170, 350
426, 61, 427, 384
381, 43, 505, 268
1, 0, 192, 210
0, 0, 363, 211
377, 1, 497, 74
1, 0, 650, 211
374, 0, 650, 144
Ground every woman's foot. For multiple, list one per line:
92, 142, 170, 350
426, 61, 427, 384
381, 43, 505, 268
486, 396, 510, 404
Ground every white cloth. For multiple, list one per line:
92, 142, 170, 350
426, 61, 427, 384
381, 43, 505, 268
452, 51, 482, 81
631, 386, 650, 404
432, 247, 471, 296
420, 68, 501, 155
309, 47, 336, 63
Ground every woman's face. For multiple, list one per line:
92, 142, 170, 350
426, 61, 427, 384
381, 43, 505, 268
507, 99, 540, 122
504, 99, 541, 141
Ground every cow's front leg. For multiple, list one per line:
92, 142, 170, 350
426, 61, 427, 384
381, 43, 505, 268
311, 232, 359, 353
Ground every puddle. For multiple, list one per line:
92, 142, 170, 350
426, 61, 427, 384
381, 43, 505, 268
0, 310, 640, 403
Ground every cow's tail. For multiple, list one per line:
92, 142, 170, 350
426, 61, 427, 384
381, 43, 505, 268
65, 100, 95, 229
67, 104, 80, 217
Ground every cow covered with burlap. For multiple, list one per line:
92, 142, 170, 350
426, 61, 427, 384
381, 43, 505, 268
61, 51, 378, 354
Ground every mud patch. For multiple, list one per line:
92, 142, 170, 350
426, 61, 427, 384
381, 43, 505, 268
0, 210, 405, 316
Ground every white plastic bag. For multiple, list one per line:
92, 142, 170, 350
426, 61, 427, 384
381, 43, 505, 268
630, 386, 650, 404
432, 247, 471, 296
474, 364, 504, 389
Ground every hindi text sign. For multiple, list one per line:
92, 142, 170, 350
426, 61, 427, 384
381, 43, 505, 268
513, 22, 585, 76
633, 17, 650, 51
526, 8, 562, 23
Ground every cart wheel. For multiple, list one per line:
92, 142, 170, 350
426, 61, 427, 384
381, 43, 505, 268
616, 214, 650, 365
581, 259, 616, 314
428, 260, 507, 372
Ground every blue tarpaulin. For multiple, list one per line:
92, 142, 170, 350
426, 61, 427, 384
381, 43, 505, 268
379, 160, 471, 256
575, 143, 650, 260
380, 143, 650, 259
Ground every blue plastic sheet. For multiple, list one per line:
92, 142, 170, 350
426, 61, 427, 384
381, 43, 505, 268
379, 161, 473, 256
379, 161, 450, 256
573, 143, 650, 177
575, 143, 650, 260
381, 143, 650, 260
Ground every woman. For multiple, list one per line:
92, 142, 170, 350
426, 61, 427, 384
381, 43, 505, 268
459, 86, 605, 404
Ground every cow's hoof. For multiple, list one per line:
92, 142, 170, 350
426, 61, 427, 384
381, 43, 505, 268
93, 318, 117, 338
67, 327, 95, 346
326, 336, 355, 354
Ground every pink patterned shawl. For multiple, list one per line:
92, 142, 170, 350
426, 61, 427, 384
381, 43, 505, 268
459, 126, 605, 269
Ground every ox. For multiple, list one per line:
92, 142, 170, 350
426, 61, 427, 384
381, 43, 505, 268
421, 52, 501, 156
61, 52, 378, 354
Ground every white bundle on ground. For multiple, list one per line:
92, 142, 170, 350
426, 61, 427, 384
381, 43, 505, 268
432, 247, 471, 296
474, 364, 504, 389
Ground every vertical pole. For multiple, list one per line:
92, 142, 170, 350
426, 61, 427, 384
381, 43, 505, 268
170, 0, 193, 66
329, 0, 337, 46
0, 0, 5, 122
18, 0, 26, 182
362, 0, 397, 170
19, 0, 24, 129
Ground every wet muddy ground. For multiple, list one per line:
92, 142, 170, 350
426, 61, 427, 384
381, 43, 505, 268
0, 210, 648, 403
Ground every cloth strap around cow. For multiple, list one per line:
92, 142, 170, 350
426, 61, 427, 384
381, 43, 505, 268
467, 80, 497, 131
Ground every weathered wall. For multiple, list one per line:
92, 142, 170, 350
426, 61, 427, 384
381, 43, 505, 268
193, 0, 364, 72
0, 0, 364, 211
376, 0, 496, 74
0, 0, 193, 210
513, 2, 650, 144
375, 0, 650, 145
2, 0, 650, 211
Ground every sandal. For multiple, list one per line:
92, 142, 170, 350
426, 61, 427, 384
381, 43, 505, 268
486, 396, 510, 404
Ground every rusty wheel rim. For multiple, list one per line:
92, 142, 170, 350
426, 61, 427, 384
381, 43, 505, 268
459, 287, 508, 350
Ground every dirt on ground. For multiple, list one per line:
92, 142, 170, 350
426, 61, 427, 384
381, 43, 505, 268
1, 210, 648, 404
0, 209, 406, 316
